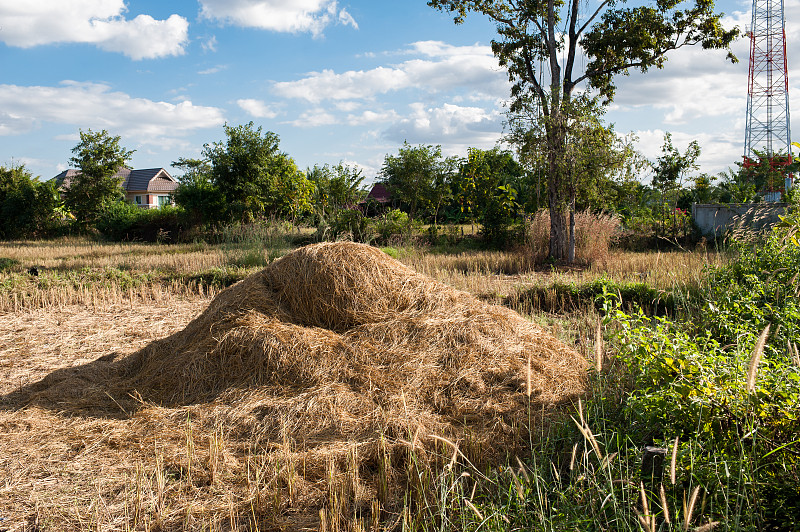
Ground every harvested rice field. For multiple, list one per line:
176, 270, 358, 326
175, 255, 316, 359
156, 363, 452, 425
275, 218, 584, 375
0, 241, 597, 531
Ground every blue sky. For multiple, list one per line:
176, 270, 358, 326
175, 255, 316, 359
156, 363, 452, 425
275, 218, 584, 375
1, 0, 798, 185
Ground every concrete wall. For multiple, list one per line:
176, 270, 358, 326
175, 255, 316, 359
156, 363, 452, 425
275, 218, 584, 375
692, 203, 789, 237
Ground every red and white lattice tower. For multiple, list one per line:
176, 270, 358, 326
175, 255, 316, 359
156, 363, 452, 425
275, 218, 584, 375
744, 0, 792, 174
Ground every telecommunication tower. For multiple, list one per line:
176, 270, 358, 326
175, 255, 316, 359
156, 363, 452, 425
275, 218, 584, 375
743, 0, 792, 189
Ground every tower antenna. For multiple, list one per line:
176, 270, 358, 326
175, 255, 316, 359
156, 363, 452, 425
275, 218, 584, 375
743, 0, 792, 197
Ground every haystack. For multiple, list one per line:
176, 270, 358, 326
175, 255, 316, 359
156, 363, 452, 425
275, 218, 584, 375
120, 242, 583, 422
11, 242, 586, 527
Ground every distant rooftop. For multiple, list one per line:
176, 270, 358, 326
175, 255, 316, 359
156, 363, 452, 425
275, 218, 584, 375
52, 167, 178, 193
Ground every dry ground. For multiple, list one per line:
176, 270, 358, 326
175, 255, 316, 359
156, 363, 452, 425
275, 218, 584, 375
0, 241, 725, 531
0, 298, 212, 531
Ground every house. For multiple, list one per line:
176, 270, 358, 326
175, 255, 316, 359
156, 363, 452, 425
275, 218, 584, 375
52, 167, 179, 209
359, 183, 393, 215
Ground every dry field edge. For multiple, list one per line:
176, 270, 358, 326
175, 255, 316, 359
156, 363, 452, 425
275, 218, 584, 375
0, 239, 726, 530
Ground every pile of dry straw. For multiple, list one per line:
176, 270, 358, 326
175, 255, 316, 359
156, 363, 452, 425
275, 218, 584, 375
7, 242, 586, 528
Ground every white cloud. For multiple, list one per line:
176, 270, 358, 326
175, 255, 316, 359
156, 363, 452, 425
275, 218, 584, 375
346, 109, 400, 126
633, 129, 743, 178
202, 35, 218, 53
383, 102, 503, 152
0, 111, 30, 136
333, 101, 361, 112
606, 4, 800, 174
0, 0, 189, 59
237, 98, 278, 118
285, 108, 338, 127
199, 0, 357, 36
199, 65, 227, 75
273, 41, 508, 103
0, 81, 225, 145
274, 67, 410, 103
610, 43, 746, 125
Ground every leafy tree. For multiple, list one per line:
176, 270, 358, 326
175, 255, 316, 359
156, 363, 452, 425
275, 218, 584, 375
458, 148, 524, 247
716, 167, 757, 203
203, 122, 312, 222
508, 94, 641, 257
0, 164, 61, 239
430, 0, 737, 260
450, 154, 480, 226
171, 157, 225, 227
307, 162, 367, 219
651, 133, 700, 237
65, 129, 134, 229
690, 173, 717, 204
380, 142, 457, 222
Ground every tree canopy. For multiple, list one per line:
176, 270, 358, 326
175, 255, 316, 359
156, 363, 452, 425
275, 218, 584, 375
380, 142, 458, 222
202, 122, 313, 222
456, 147, 523, 246
429, 0, 738, 260
307, 162, 367, 219
171, 157, 225, 227
0, 164, 61, 239
65, 129, 134, 228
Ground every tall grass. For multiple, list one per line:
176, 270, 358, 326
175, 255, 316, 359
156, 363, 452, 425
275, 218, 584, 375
215, 220, 292, 268
526, 210, 620, 265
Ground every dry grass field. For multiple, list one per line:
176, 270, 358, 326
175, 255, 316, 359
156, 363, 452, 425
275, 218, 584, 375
0, 238, 728, 531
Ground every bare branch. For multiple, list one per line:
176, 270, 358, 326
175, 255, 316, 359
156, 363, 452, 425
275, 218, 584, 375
577, 0, 614, 37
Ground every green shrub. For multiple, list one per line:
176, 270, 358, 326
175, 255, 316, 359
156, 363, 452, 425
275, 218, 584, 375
373, 209, 421, 244
1, 165, 63, 239
95, 201, 185, 242
609, 306, 800, 528
700, 226, 800, 354
0, 257, 19, 272
330, 209, 375, 243
451, 221, 800, 531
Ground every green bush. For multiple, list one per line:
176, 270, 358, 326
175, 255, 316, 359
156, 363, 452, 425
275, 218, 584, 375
609, 306, 800, 528
1, 165, 63, 239
329, 209, 375, 243
700, 224, 800, 355
373, 208, 420, 243
0, 257, 20, 272
95, 201, 185, 242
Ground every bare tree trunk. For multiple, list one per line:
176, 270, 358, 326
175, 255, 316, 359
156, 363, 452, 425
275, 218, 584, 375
547, 117, 570, 261
568, 185, 576, 263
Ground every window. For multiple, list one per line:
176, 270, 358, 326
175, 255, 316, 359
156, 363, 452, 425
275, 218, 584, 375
134, 195, 142, 205
158, 195, 171, 207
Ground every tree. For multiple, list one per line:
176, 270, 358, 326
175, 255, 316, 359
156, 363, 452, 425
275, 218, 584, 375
380, 142, 457, 222
508, 94, 641, 259
171, 157, 226, 227
717, 167, 757, 203
651, 132, 700, 237
203, 122, 312, 222
688, 173, 717, 205
457, 148, 524, 246
0, 164, 61, 239
65, 129, 135, 228
307, 162, 367, 220
430, 0, 737, 260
